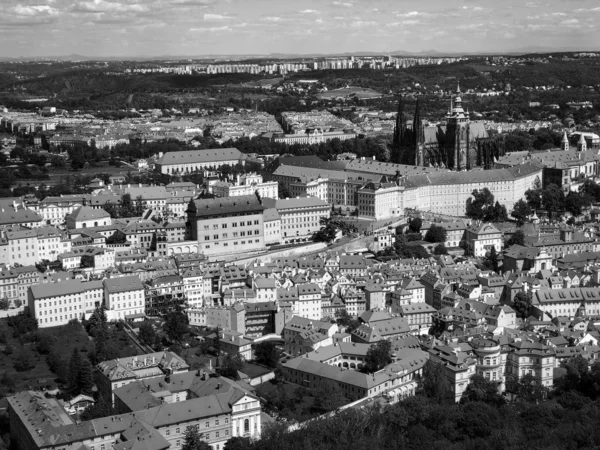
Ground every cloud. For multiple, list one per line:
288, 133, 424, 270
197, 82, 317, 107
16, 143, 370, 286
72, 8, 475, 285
189, 25, 230, 32
203, 13, 234, 20
13, 5, 59, 16
299, 9, 318, 14
349, 20, 376, 28
170, 0, 215, 5
560, 18, 579, 26
396, 11, 422, 17
261, 16, 287, 22
332, 1, 353, 7
71, 1, 148, 14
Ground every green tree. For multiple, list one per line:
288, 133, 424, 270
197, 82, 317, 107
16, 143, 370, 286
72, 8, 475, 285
223, 436, 252, 450
541, 184, 565, 218
0, 298, 8, 311
217, 353, 244, 380
68, 348, 82, 395
253, 341, 282, 368
525, 188, 542, 210
78, 358, 94, 395
138, 321, 157, 347
420, 360, 454, 404
466, 188, 495, 220
565, 191, 583, 217
408, 217, 422, 233
13, 348, 36, 372
487, 246, 499, 272
491, 201, 508, 222
364, 340, 392, 373
182, 425, 211, 450
313, 379, 347, 413
461, 374, 504, 405
424, 225, 447, 243
512, 291, 532, 319
88, 306, 110, 362
433, 243, 449, 255
506, 229, 525, 247
164, 312, 189, 342
511, 199, 532, 226
134, 195, 146, 216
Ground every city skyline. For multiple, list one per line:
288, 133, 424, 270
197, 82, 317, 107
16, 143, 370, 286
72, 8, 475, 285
1, 0, 599, 58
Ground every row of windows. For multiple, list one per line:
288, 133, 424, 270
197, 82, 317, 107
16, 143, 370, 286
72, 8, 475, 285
203, 230, 260, 240
204, 239, 261, 249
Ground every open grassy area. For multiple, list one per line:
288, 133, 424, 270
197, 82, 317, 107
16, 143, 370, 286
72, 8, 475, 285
107, 323, 144, 359
0, 319, 92, 394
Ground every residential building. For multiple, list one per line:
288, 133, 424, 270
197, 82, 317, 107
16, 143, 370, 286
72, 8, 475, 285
28, 279, 104, 328
465, 222, 503, 257
103, 276, 146, 321
263, 196, 330, 244
155, 148, 247, 174
65, 206, 112, 229
187, 195, 266, 258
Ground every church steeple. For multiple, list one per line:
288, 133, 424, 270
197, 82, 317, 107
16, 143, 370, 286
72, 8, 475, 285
413, 97, 425, 166
392, 95, 407, 163
562, 131, 569, 151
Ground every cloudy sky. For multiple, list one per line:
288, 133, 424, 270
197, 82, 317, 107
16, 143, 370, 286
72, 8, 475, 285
1, 0, 599, 58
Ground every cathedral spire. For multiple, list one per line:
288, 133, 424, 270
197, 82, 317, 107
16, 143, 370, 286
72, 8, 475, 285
457, 81, 461, 93
413, 96, 425, 166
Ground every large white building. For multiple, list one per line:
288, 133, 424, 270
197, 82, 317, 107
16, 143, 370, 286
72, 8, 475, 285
154, 148, 247, 175
103, 276, 146, 321
0, 226, 71, 266
211, 173, 278, 200
28, 279, 104, 328
403, 163, 543, 217
357, 181, 404, 220
263, 196, 330, 244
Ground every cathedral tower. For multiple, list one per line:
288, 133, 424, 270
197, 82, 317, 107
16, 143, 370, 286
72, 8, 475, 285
578, 133, 587, 152
392, 96, 408, 163
446, 83, 470, 171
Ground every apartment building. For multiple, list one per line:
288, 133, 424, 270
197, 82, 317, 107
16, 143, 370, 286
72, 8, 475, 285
96, 351, 189, 405
532, 287, 600, 320
211, 173, 278, 200
0, 226, 71, 266
65, 206, 112, 229
187, 195, 266, 258
103, 276, 146, 321
28, 279, 104, 328
262, 196, 330, 244
465, 222, 503, 257
155, 148, 247, 175
296, 283, 322, 320
26, 195, 85, 225
506, 340, 556, 388
357, 181, 404, 220
282, 345, 426, 403
0, 200, 43, 228
263, 208, 281, 246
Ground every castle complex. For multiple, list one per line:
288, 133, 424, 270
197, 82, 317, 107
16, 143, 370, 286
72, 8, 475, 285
393, 84, 489, 169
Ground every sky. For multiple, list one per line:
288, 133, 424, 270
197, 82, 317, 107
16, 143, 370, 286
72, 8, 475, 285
1, 0, 599, 58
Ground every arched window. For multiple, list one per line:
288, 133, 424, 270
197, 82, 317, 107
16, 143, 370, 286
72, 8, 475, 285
94, 221, 98, 227
244, 419, 249, 433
